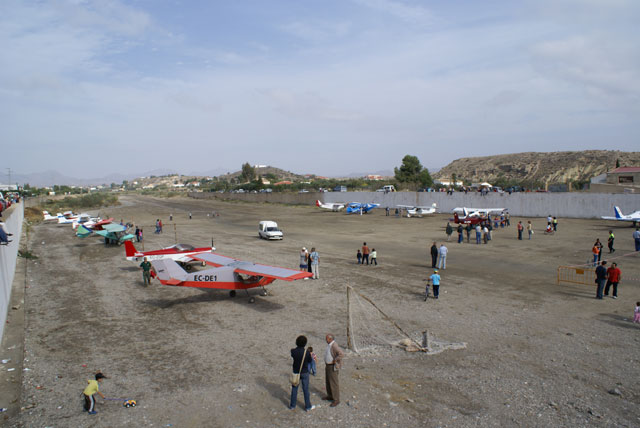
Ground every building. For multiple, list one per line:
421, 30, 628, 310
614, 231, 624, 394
590, 167, 640, 193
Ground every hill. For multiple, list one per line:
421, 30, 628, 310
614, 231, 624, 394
436, 150, 640, 186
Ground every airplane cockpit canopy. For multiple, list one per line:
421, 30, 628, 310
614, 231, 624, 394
174, 243, 195, 251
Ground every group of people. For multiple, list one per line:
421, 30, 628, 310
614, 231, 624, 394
289, 334, 344, 411
430, 242, 448, 270
299, 247, 320, 279
154, 219, 163, 234
594, 260, 622, 299
356, 242, 377, 265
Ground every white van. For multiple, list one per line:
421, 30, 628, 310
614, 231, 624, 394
258, 221, 283, 240
376, 185, 396, 192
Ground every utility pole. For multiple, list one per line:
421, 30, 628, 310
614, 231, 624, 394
7, 168, 11, 188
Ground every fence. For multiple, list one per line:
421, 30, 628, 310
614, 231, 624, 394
557, 266, 596, 286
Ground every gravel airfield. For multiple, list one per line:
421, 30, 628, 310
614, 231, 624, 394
4, 194, 640, 427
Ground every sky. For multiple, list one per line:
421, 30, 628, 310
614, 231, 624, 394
1, 0, 639, 179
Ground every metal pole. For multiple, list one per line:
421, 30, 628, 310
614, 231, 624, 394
174, 223, 177, 244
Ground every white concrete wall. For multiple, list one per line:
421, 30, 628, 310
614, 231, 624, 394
324, 191, 640, 219
0, 203, 23, 342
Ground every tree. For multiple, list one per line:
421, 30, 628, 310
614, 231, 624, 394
241, 162, 255, 183
394, 155, 433, 187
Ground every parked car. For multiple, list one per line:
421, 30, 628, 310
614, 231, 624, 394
333, 185, 347, 192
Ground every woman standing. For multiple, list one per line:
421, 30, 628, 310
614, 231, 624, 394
289, 335, 315, 411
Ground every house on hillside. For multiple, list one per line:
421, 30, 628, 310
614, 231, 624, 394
274, 181, 293, 186
590, 166, 640, 193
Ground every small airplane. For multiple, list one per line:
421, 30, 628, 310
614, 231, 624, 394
77, 223, 135, 244
124, 241, 216, 271
397, 203, 437, 217
315, 200, 345, 212
72, 216, 113, 230
56, 211, 80, 224
150, 252, 312, 302
453, 207, 505, 217
452, 210, 485, 225
346, 202, 380, 214
71, 213, 101, 229
601, 206, 640, 226
42, 211, 59, 221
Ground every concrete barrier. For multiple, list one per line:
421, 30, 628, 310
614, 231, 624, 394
323, 191, 640, 219
0, 203, 23, 342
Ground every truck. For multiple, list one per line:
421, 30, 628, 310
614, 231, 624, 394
258, 221, 283, 240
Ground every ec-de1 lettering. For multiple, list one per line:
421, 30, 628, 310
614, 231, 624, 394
194, 274, 217, 282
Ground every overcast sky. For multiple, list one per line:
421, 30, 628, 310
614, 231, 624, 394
1, 0, 639, 178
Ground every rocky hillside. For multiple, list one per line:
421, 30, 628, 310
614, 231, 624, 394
436, 151, 640, 185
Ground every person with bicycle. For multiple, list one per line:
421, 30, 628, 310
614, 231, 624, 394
425, 269, 441, 301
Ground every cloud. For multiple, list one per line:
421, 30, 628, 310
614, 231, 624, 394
279, 20, 351, 42
352, 0, 436, 25
259, 88, 363, 122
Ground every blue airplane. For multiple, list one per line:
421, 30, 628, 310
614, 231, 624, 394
346, 202, 380, 214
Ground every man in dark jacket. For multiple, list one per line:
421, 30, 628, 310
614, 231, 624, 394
430, 242, 438, 268
595, 261, 608, 300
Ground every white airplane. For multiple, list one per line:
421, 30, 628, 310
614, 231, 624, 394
452, 207, 505, 217
57, 211, 80, 224
601, 206, 640, 225
316, 200, 345, 212
42, 211, 59, 221
124, 241, 216, 271
71, 213, 101, 230
397, 203, 438, 217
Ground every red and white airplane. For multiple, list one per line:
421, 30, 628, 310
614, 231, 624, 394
316, 200, 345, 212
452, 210, 485, 225
150, 252, 312, 301
125, 241, 215, 271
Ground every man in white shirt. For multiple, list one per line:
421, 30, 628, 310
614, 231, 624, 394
323, 334, 344, 407
438, 244, 448, 270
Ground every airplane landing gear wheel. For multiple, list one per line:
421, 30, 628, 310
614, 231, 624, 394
249, 297, 255, 304
184, 264, 192, 272
229, 290, 236, 298
260, 290, 268, 296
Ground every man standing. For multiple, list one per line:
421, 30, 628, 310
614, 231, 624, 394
457, 224, 463, 243
633, 228, 640, 251
527, 221, 533, 240
310, 247, 319, 279
438, 243, 448, 270
604, 262, 621, 299
607, 231, 615, 253
140, 257, 152, 286
595, 261, 608, 299
475, 224, 482, 244
324, 334, 344, 407
517, 221, 523, 240
362, 242, 370, 265
430, 242, 438, 268
552, 217, 558, 231
429, 269, 441, 299
445, 222, 453, 242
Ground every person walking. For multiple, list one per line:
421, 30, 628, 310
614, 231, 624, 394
356, 249, 362, 265
633, 228, 640, 251
428, 269, 441, 300
385, 207, 390, 216
596, 238, 603, 262
430, 242, 438, 268
437, 244, 448, 270
323, 334, 344, 407
595, 261, 608, 299
465, 224, 472, 243
457, 224, 463, 243
483, 225, 489, 244
135, 226, 141, 242
82, 372, 107, 415
527, 221, 533, 240
289, 335, 315, 411
475, 224, 482, 244
370, 248, 377, 266
445, 223, 453, 242
140, 257, 152, 286
310, 248, 319, 279
505, 212, 511, 226
189, 212, 192, 220
607, 231, 615, 253
552, 216, 558, 231
361, 243, 370, 265
604, 262, 621, 298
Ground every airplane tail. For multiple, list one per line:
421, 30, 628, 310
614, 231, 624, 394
614, 206, 623, 219
124, 240, 137, 257
150, 259, 188, 285
316, 200, 322, 207
462, 208, 469, 218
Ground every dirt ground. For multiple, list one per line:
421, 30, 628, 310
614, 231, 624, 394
3, 195, 640, 427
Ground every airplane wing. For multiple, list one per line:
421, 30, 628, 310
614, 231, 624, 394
601, 216, 637, 221
150, 259, 189, 285
232, 261, 312, 281
102, 223, 127, 233
189, 252, 239, 267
